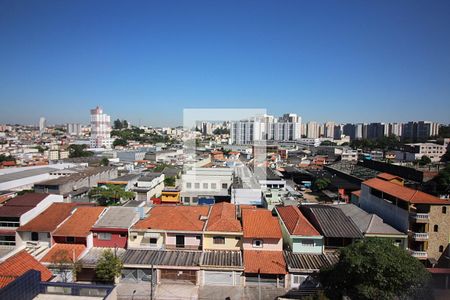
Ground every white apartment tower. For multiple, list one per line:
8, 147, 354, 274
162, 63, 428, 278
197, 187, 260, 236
306, 121, 320, 138
90, 106, 112, 148
39, 117, 46, 134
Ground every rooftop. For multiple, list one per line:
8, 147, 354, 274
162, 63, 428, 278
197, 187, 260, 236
205, 202, 242, 233
92, 207, 139, 229
40, 243, 87, 263
52, 207, 105, 237
284, 251, 339, 272
4, 193, 49, 207
276, 206, 320, 236
0, 250, 52, 288
122, 249, 201, 267
35, 167, 115, 186
79, 247, 126, 267
0, 167, 57, 184
242, 209, 282, 239
0, 205, 36, 218
363, 177, 448, 205
17, 203, 80, 232
243, 250, 286, 274
133, 205, 209, 232
200, 250, 243, 269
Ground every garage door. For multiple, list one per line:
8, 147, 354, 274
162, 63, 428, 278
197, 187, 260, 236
204, 271, 234, 286
160, 269, 197, 284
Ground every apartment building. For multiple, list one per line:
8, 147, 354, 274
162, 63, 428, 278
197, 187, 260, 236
89, 106, 112, 149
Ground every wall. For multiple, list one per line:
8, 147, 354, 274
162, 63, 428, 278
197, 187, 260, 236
52, 236, 86, 245
20, 194, 64, 225
203, 233, 242, 251
292, 237, 323, 254
427, 205, 450, 264
93, 230, 128, 248
166, 233, 202, 249
242, 238, 282, 251
128, 230, 164, 249
16, 231, 51, 247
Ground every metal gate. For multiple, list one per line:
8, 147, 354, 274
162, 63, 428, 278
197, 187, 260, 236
160, 269, 197, 284
203, 271, 234, 286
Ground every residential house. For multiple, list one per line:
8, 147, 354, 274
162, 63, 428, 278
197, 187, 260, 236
275, 206, 323, 254
131, 173, 164, 202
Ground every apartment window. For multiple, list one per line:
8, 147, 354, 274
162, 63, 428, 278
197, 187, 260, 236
439, 245, 444, 253
443, 207, 447, 214
222, 183, 227, 189
149, 238, 158, 245
213, 236, 225, 245
203, 183, 208, 189
302, 239, 315, 247
252, 239, 263, 248
434, 225, 439, 232
66, 237, 75, 243
211, 183, 217, 189
98, 232, 112, 240
186, 182, 192, 189
195, 183, 200, 189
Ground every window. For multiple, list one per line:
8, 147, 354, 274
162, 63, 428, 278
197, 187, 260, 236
211, 183, 217, 189
66, 237, 75, 243
203, 183, 208, 189
195, 183, 200, 189
439, 245, 444, 253
186, 182, 192, 189
31, 232, 39, 241
98, 233, 112, 240
434, 225, 439, 232
213, 236, 225, 244
252, 239, 263, 248
443, 207, 447, 214
302, 239, 315, 247
149, 238, 157, 245
222, 183, 228, 189
120, 233, 127, 238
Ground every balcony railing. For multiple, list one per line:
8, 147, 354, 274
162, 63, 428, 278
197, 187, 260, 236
410, 250, 428, 259
412, 232, 429, 241
410, 213, 429, 223
165, 244, 202, 250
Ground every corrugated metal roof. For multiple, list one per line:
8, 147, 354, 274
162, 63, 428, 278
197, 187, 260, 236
93, 207, 139, 229
79, 247, 126, 267
200, 251, 243, 268
122, 249, 201, 267
284, 251, 339, 272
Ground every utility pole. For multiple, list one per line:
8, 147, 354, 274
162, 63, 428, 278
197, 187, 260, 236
258, 269, 261, 300
150, 264, 154, 300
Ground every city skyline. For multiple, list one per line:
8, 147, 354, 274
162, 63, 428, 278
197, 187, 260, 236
1, 0, 450, 126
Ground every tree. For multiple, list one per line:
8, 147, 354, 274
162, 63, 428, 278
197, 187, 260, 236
0, 154, 15, 163
49, 249, 81, 283
113, 119, 123, 130
68, 144, 94, 158
320, 140, 337, 146
96, 249, 123, 283
113, 138, 128, 148
164, 176, 176, 187
314, 178, 331, 190
89, 184, 135, 206
320, 239, 431, 300
100, 157, 109, 166
419, 155, 432, 166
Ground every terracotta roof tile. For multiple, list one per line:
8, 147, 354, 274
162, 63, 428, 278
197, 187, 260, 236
243, 250, 286, 274
4, 193, 49, 207
133, 205, 209, 231
40, 243, 86, 263
0, 250, 52, 288
351, 190, 361, 197
377, 173, 403, 181
363, 178, 448, 205
276, 206, 320, 236
206, 202, 242, 232
52, 207, 105, 237
17, 203, 79, 232
242, 209, 282, 239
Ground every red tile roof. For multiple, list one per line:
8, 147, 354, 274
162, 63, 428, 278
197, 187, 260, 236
276, 206, 320, 236
242, 209, 282, 239
133, 205, 210, 231
4, 193, 49, 207
52, 206, 105, 237
351, 190, 361, 197
206, 202, 242, 232
377, 173, 403, 181
363, 177, 448, 205
40, 243, 86, 263
0, 205, 35, 217
17, 203, 79, 232
243, 250, 286, 274
0, 250, 52, 288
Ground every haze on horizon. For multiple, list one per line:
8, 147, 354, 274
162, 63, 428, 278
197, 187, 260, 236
1, 0, 450, 127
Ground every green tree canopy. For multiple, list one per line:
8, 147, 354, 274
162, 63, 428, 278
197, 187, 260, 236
314, 178, 331, 190
320, 239, 431, 300
164, 176, 176, 187
113, 138, 128, 148
0, 154, 15, 163
68, 144, 94, 158
95, 249, 123, 283
419, 155, 432, 166
89, 184, 135, 206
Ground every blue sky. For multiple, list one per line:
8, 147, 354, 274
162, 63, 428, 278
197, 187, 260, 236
0, 0, 449, 126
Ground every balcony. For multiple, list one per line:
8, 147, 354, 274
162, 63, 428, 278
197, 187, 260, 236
165, 244, 202, 251
410, 213, 429, 223
410, 250, 428, 259
412, 232, 429, 241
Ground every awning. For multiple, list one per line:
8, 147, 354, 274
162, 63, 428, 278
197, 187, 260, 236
144, 232, 160, 239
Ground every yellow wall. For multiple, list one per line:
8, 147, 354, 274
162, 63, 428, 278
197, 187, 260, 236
203, 233, 242, 250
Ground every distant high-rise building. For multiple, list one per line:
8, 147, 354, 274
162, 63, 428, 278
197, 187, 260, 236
90, 106, 112, 148
306, 121, 320, 138
39, 117, 46, 134
402, 121, 440, 142
355, 123, 364, 140
342, 123, 356, 140
366, 123, 385, 140
67, 123, 82, 136
324, 122, 335, 138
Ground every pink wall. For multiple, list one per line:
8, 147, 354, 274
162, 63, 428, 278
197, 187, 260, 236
242, 238, 282, 251
166, 233, 202, 250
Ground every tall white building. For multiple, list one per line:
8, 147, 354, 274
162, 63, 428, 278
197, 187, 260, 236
39, 117, 46, 134
230, 113, 301, 144
90, 106, 112, 148
67, 123, 82, 136
306, 121, 320, 138
324, 122, 335, 138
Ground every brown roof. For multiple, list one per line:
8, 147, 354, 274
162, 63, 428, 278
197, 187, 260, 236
351, 190, 361, 197
243, 250, 286, 274
0, 250, 52, 288
133, 205, 210, 231
4, 193, 49, 207
17, 203, 79, 232
363, 178, 448, 205
0, 205, 35, 217
377, 173, 403, 181
206, 202, 242, 232
242, 209, 282, 239
52, 206, 105, 237
40, 243, 86, 263
276, 206, 320, 236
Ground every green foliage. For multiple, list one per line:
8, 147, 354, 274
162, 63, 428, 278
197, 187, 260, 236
100, 157, 109, 166
113, 119, 129, 130
320, 140, 337, 146
17, 189, 34, 196
153, 163, 169, 172
437, 124, 450, 138
89, 184, 135, 206
350, 135, 401, 151
418, 155, 432, 166
68, 144, 94, 158
320, 239, 431, 300
0, 154, 15, 163
212, 127, 230, 135
95, 249, 123, 283
314, 178, 331, 190
113, 138, 128, 148
164, 176, 176, 187
433, 165, 450, 195
111, 127, 170, 144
